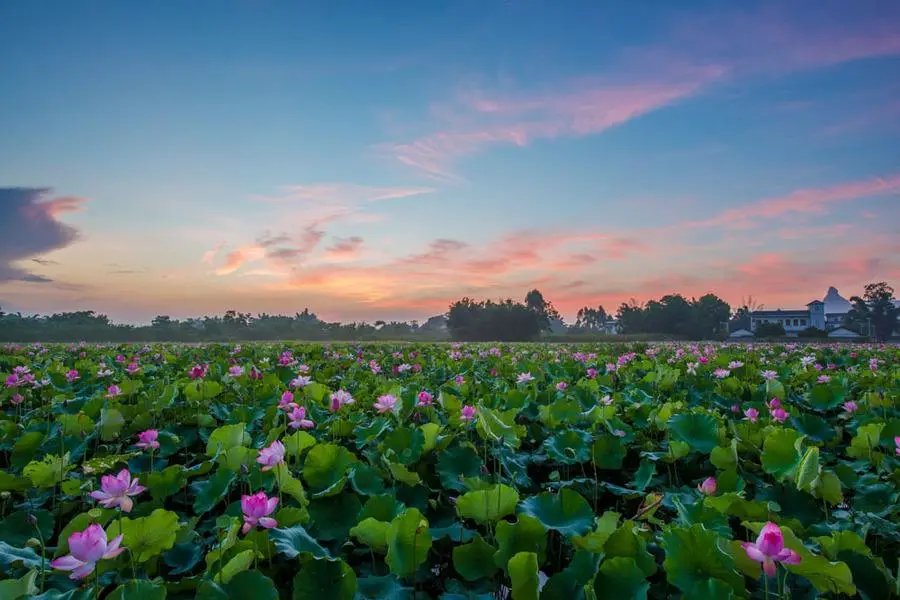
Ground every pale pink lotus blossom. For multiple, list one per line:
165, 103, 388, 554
767, 398, 781, 410
869, 358, 879, 372
555, 381, 568, 391
374, 394, 398, 414
228, 365, 245, 377
842, 401, 858, 414
65, 369, 80, 383
817, 375, 831, 384
50, 523, 124, 580
894, 436, 900, 456
713, 368, 730, 379
516, 372, 535, 384
605, 363, 617, 373
5, 374, 20, 388
698, 477, 717, 495
454, 374, 465, 385
601, 395, 613, 406
125, 362, 140, 375
241, 491, 278, 534
135, 429, 159, 450
106, 384, 122, 398
288, 405, 314, 429
329, 389, 354, 412
686, 362, 698, 375
460, 405, 476, 422
742, 522, 801, 577
257, 440, 285, 471
761, 370, 777, 381
278, 390, 295, 410
416, 390, 434, 406
744, 407, 760, 423
290, 375, 311, 388
89, 469, 145, 512
586, 367, 598, 379
10, 393, 23, 405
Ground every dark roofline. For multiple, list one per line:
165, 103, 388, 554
806, 300, 824, 305
751, 310, 809, 316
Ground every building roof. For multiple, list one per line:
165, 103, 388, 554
751, 310, 809, 317
806, 300, 824, 306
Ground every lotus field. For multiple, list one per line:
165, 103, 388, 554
0, 342, 898, 599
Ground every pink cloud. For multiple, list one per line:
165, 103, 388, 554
687, 174, 900, 229
385, 69, 725, 179
258, 183, 434, 205
325, 236, 364, 261
214, 246, 267, 276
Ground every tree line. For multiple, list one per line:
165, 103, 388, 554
2, 282, 894, 342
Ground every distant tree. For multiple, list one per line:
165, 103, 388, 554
847, 282, 898, 341
573, 305, 609, 331
524, 289, 561, 331
447, 297, 543, 341
798, 326, 828, 338
755, 322, 786, 338
690, 293, 731, 338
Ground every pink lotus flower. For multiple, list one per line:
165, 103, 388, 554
228, 365, 244, 377
586, 367, 598, 379
89, 469, 145, 512
65, 369, 80, 383
698, 477, 717, 495
50, 523, 124, 580
135, 429, 159, 450
686, 362, 698, 375
10, 393, 24, 405
416, 390, 434, 406
454, 374, 465, 385
249, 366, 262, 380
555, 381, 568, 391
894, 436, 900, 456
767, 398, 781, 410
278, 390, 295, 410
817, 375, 831, 384
516, 372, 535, 384
241, 491, 278, 534
125, 362, 140, 375
5, 373, 21, 388
713, 368, 730, 379
329, 389, 354, 412
728, 361, 744, 370
842, 401, 858, 414
460, 405, 476, 422
742, 522, 801, 577
374, 394, 398, 414
761, 370, 778, 381
869, 358, 879, 372
106, 385, 122, 398
601, 395, 613, 406
770, 407, 789, 423
288, 405, 314, 429
257, 440, 285, 471
290, 375, 311, 388
188, 364, 208, 380
744, 407, 760, 423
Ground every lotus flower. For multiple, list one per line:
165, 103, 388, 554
842, 401, 858, 414
106, 384, 121, 398
770, 407, 789, 423
460, 405, 476, 422
65, 369, 80, 383
290, 375, 311, 388
744, 407, 759, 423
188, 364, 208, 379
416, 390, 434, 406
516, 372, 535, 384
894, 436, 900, 456
241, 491, 278, 534
288, 405, 314, 429
555, 381, 568, 391
135, 429, 159, 450
228, 365, 244, 377
698, 477, 717, 495
373, 394, 398, 414
278, 390, 295, 410
742, 522, 801, 576
89, 469, 145, 512
257, 440, 285, 471
50, 523, 124, 580
586, 367, 598, 379
329, 389, 354, 412
761, 370, 777, 381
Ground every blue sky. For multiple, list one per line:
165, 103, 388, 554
1, 1, 898, 322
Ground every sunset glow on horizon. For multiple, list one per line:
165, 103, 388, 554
1, 2, 898, 324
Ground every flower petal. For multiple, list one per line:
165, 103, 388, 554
742, 542, 766, 563
50, 555, 84, 571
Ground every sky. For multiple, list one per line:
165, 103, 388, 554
1, 1, 899, 324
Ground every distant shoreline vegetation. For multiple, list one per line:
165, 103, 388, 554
1, 283, 895, 343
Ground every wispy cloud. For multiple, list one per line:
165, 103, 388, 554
687, 174, 900, 229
